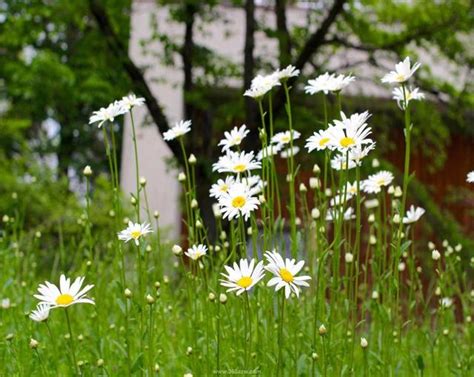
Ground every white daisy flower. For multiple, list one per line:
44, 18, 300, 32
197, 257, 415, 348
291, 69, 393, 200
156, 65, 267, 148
185, 244, 208, 261
331, 154, 357, 170
466, 171, 474, 183
89, 101, 127, 128
305, 72, 355, 94
345, 182, 359, 196
218, 182, 260, 221
330, 192, 353, 206
403, 205, 425, 224
118, 221, 153, 246
280, 146, 300, 159
209, 176, 235, 199
240, 175, 265, 196
257, 144, 282, 160
392, 86, 424, 109
348, 143, 376, 163
306, 129, 331, 152
163, 120, 192, 141
119, 94, 145, 110
34, 275, 94, 308
326, 111, 373, 152
30, 303, 51, 322
244, 73, 281, 99
218, 125, 249, 152
325, 207, 355, 222
381, 57, 421, 84
212, 151, 261, 175
361, 171, 394, 194
264, 250, 311, 299
220, 258, 265, 295
271, 130, 301, 146
276, 65, 300, 81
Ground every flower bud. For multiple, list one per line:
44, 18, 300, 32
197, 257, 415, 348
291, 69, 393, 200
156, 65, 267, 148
432, 249, 441, 261
392, 214, 400, 224
195, 220, 203, 229
146, 294, 155, 304
311, 208, 320, 220
313, 164, 320, 174
299, 183, 307, 192
124, 288, 132, 298
345, 253, 354, 263
208, 293, 216, 302
368, 214, 375, 223
311, 352, 319, 360
398, 262, 406, 271
29, 338, 39, 349
360, 337, 368, 348
318, 324, 327, 336
83, 165, 93, 176
178, 172, 186, 182
394, 186, 402, 198
191, 199, 198, 209
369, 235, 376, 245
188, 154, 197, 165
372, 158, 380, 168
97, 359, 104, 367
219, 293, 228, 304
372, 290, 379, 300
172, 244, 182, 256
309, 177, 320, 189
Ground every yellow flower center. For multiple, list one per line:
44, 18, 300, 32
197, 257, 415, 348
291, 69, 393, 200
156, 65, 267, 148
232, 196, 246, 208
237, 276, 253, 288
395, 73, 405, 82
131, 230, 142, 239
340, 137, 355, 148
233, 164, 246, 173
319, 137, 330, 147
219, 184, 229, 192
282, 136, 291, 143
376, 179, 385, 186
233, 136, 242, 144
56, 294, 74, 306
279, 268, 294, 283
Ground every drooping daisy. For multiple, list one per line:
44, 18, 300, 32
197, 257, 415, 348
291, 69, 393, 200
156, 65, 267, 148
30, 303, 51, 322
185, 244, 208, 261
326, 111, 373, 152
264, 250, 311, 299
271, 130, 301, 146
218, 125, 249, 152
280, 146, 300, 159
328, 73, 356, 92
306, 129, 331, 152
218, 182, 260, 221
381, 57, 421, 84
89, 101, 127, 128
119, 94, 145, 110
163, 120, 192, 141
403, 205, 425, 224
392, 86, 424, 109
348, 143, 376, 164
276, 65, 300, 81
220, 258, 265, 295
361, 171, 394, 194
34, 275, 95, 308
209, 176, 235, 199
212, 151, 261, 175
305, 72, 355, 95
244, 73, 281, 99
118, 221, 153, 246
325, 207, 355, 222
331, 154, 357, 170
257, 144, 282, 160
467, 171, 474, 183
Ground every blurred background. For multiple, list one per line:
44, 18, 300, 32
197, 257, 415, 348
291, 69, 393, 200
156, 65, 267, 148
1, 0, 473, 249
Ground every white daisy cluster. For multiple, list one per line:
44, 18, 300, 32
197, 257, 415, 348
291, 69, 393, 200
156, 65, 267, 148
381, 57, 424, 110
89, 93, 145, 128
219, 250, 311, 299
304, 72, 355, 95
211, 126, 263, 220
244, 65, 300, 100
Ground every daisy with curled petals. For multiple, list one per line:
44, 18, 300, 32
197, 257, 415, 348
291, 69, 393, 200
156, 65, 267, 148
244, 73, 280, 99
381, 57, 421, 84
403, 205, 425, 224
326, 207, 355, 222
34, 275, 94, 308
328, 73, 356, 92
326, 111, 373, 152
163, 120, 192, 141
331, 154, 357, 171
218, 182, 260, 221
305, 72, 355, 95
118, 221, 153, 246
30, 303, 51, 322
89, 101, 127, 128
271, 130, 301, 146
361, 170, 394, 194
348, 143, 376, 164
392, 86, 424, 109
185, 244, 208, 261
212, 151, 261, 175
220, 259, 265, 295
264, 250, 311, 299
467, 171, 474, 183
306, 129, 331, 152
257, 144, 282, 160
276, 65, 300, 81
218, 125, 249, 152
119, 94, 145, 111
209, 176, 235, 199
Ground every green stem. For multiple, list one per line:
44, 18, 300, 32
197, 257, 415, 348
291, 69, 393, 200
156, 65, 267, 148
64, 309, 79, 375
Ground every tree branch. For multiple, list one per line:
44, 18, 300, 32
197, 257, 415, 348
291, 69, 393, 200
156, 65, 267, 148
87, 0, 183, 162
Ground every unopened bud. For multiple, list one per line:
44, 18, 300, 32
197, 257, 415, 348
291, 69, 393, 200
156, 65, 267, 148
219, 293, 228, 304
313, 164, 320, 174
83, 165, 93, 176
360, 337, 368, 348
146, 294, 155, 304
191, 199, 198, 209
29, 338, 39, 349
188, 154, 197, 165
432, 249, 441, 261
124, 288, 132, 298
319, 324, 327, 335
299, 183, 307, 192
178, 172, 186, 182
345, 253, 354, 263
